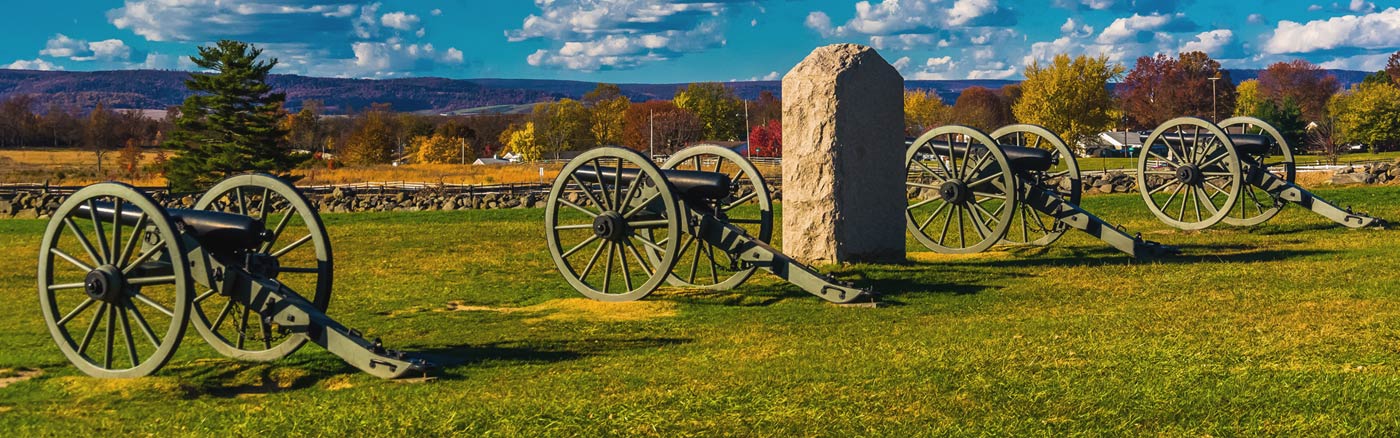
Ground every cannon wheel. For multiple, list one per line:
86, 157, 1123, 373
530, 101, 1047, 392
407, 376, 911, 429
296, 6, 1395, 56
657, 145, 773, 290
905, 125, 1017, 254
547, 147, 684, 302
191, 174, 332, 361
38, 183, 191, 378
1135, 117, 1243, 230
991, 124, 1080, 246
1218, 116, 1295, 226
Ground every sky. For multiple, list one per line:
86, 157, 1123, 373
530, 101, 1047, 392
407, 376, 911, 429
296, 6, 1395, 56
1, 1, 1397, 83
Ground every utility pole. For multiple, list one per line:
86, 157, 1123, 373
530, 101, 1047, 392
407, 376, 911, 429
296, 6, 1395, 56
1208, 74, 1220, 123
461, 137, 466, 164
743, 101, 750, 158
649, 109, 655, 159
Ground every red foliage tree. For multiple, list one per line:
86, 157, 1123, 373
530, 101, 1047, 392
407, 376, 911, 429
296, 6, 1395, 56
748, 119, 781, 157
1257, 59, 1339, 121
622, 100, 701, 155
1386, 51, 1400, 84
1116, 52, 1236, 128
950, 86, 1012, 131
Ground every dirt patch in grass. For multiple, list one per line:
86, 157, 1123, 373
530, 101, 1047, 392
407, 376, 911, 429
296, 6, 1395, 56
444, 298, 677, 322
52, 375, 193, 400
0, 368, 42, 388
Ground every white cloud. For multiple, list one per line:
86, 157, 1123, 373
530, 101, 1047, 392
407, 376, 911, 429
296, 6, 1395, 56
380, 11, 420, 31
1318, 52, 1391, 70
1060, 17, 1094, 37
948, 0, 1002, 26
1351, 1, 1376, 13
430, 8, 442, 16
806, 11, 835, 37
1308, 4, 1323, 12
891, 56, 913, 73
509, 0, 747, 71
1096, 13, 1185, 44
106, 1, 462, 77
1247, 14, 1265, 24
1179, 29, 1234, 56
38, 34, 131, 62
903, 56, 960, 80
1263, 7, 1400, 54
5, 58, 63, 71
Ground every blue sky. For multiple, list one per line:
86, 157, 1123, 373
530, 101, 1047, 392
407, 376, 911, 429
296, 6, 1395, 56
2, 1, 1398, 83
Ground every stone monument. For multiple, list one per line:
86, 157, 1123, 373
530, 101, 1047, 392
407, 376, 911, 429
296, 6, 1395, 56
781, 44, 906, 264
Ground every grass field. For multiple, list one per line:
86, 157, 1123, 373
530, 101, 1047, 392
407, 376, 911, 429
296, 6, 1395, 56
2, 186, 1400, 435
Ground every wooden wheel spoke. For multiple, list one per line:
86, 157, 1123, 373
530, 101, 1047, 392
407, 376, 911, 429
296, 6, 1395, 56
1161, 183, 1186, 213
131, 292, 174, 317
211, 299, 235, 333
270, 234, 313, 258
104, 305, 116, 368
258, 187, 272, 223
63, 217, 104, 266
616, 243, 634, 292
234, 187, 247, 215
555, 223, 594, 231
118, 303, 138, 367
77, 303, 108, 355
258, 314, 273, 350
1148, 181, 1180, 196
126, 275, 176, 287
558, 199, 598, 218
562, 235, 600, 259
121, 241, 165, 275
622, 192, 662, 219
702, 239, 721, 284
628, 219, 670, 229
195, 289, 218, 303
569, 174, 607, 215
88, 199, 111, 264
51, 248, 96, 273
116, 212, 148, 268
578, 240, 608, 279
601, 242, 616, 294
262, 206, 296, 253
237, 303, 251, 349
1195, 187, 1218, 215
57, 298, 97, 326
687, 236, 702, 283
918, 200, 951, 232
126, 303, 161, 347
720, 192, 757, 211
966, 171, 1006, 189
913, 160, 946, 182
908, 196, 943, 211
623, 239, 653, 277
632, 234, 667, 253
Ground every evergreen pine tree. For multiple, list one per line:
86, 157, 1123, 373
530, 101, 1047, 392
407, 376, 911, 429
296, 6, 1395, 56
164, 40, 296, 191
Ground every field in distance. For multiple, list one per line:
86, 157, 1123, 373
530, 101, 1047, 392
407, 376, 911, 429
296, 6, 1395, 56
1, 187, 1399, 434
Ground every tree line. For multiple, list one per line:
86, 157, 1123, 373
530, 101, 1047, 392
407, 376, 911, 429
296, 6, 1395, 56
907, 50, 1400, 158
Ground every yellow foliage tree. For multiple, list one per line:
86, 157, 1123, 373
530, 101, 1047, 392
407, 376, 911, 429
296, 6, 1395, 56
499, 122, 541, 161
1013, 54, 1124, 145
532, 99, 591, 160
1329, 81, 1400, 151
904, 89, 951, 135
413, 133, 472, 164
1235, 79, 1265, 117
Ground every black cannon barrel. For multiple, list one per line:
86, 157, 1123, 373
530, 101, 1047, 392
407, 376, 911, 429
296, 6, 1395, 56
905, 137, 1054, 173
1142, 132, 1273, 155
76, 202, 269, 254
575, 165, 732, 201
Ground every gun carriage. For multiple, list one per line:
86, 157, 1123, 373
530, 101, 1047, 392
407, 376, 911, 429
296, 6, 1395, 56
545, 146, 873, 304
37, 174, 426, 378
904, 124, 1175, 258
1134, 116, 1385, 230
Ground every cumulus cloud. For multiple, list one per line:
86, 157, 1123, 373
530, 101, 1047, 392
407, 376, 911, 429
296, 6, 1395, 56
1053, 0, 1187, 13
380, 11, 420, 31
1350, 1, 1376, 13
808, 0, 1014, 38
1247, 14, 1265, 24
6, 58, 63, 71
1060, 17, 1094, 38
106, 1, 461, 77
902, 56, 961, 80
38, 34, 132, 62
1179, 29, 1235, 56
1262, 7, 1400, 54
508, 0, 755, 71
1096, 13, 1196, 44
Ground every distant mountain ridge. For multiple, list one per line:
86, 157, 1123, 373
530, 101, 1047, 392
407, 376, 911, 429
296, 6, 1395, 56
0, 68, 1373, 115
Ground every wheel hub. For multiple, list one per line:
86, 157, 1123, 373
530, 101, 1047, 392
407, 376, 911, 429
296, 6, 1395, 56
939, 180, 971, 204
84, 265, 126, 303
1175, 165, 1203, 185
592, 212, 629, 242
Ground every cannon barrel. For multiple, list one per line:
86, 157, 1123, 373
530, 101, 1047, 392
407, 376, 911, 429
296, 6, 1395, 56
76, 201, 269, 253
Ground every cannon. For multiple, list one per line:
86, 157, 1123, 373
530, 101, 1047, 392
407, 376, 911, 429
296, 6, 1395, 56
544, 146, 872, 304
37, 174, 427, 378
904, 124, 1175, 258
1134, 116, 1386, 230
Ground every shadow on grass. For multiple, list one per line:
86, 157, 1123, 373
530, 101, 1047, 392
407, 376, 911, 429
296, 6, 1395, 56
413, 336, 691, 378
947, 244, 1335, 270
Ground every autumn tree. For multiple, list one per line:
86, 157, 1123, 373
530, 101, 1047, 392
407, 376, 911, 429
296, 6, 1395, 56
584, 84, 630, 147
341, 104, 397, 165
85, 103, 116, 175
1117, 52, 1235, 127
413, 132, 471, 164
1234, 79, 1266, 118
1386, 51, 1400, 84
164, 40, 296, 191
284, 100, 325, 152
750, 90, 782, 126
622, 100, 702, 155
1329, 81, 1400, 152
904, 89, 951, 135
675, 82, 744, 141
0, 95, 37, 147
1257, 59, 1339, 121
749, 119, 782, 157
499, 122, 539, 161
1014, 54, 1124, 144
532, 99, 591, 160
1256, 98, 1307, 153
951, 86, 1012, 131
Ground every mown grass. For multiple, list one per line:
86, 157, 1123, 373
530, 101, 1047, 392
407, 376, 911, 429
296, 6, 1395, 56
1076, 151, 1400, 172
2, 186, 1400, 435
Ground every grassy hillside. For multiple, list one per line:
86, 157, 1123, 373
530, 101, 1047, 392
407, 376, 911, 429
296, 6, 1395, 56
1, 187, 1398, 435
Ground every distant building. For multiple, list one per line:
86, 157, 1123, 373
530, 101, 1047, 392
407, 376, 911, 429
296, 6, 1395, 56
1081, 131, 1145, 157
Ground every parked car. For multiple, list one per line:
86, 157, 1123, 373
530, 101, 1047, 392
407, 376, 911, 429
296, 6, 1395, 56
1126, 144, 1169, 158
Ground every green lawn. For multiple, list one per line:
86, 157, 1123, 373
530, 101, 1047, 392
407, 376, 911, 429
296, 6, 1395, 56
3, 187, 1400, 435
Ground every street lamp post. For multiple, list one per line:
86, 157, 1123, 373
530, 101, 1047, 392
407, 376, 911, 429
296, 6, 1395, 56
1208, 75, 1220, 123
